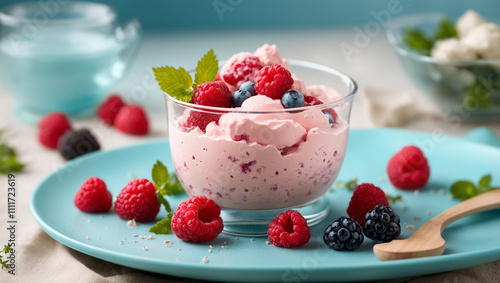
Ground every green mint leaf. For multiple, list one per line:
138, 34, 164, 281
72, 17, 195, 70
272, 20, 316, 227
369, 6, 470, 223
153, 66, 194, 102
386, 194, 403, 206
435, 17, 457, 40
152, 160, 169, 189
464, 79, 492, 110
149, 213, 173, 235
194, 49, 218, 85
404, 27, 433, 56
157, 191, 171, 213
479, 174, 492, 189
0, 131, 24, 174
450, 180, 478, 201
1, 259, 8, 269
3, 244, 12, 254
169, 174, 185, 195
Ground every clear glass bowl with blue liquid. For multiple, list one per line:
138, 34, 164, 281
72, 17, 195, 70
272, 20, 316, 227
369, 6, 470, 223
0, 2, 141, 123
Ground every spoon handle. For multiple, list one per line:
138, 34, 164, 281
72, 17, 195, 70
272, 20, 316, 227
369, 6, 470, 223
434, 188, 500, 232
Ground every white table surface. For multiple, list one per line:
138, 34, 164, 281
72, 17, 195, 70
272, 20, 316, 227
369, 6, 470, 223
0, 27, 499, 282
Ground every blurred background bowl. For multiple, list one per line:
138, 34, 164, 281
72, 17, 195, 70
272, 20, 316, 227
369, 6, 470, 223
386, 12, 500, 122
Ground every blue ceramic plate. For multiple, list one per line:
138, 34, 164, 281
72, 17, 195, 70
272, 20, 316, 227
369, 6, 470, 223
30, 129, 500, 282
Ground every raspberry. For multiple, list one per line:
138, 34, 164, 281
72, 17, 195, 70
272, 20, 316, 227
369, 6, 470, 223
171, 195, 223, 242
304, 96, 338, 124
254, 64, 294, 99
114, 178, 160, 222
114, 105, 149, 135
387, 146, 430, 190
323, 216, 364, 251
346, 183, 389, 227
38, 112, 72, 149
192, 81, 232, 108
267, 210, 311, 248
184, 111, 220, 132
221, 54, 263, 90
363, 205, 401, 242
97, 94, 126, 125
58, 129, 100, 160
74, 177, 112, 213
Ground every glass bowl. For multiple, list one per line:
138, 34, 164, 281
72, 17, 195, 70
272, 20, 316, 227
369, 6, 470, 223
164, 59, 357, 236
386, 13, 500, 122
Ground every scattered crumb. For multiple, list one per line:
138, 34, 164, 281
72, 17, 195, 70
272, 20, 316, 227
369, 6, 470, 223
139, 235, 146, 239
119, 241, 124, 245
224, 241, 227, 244
401, 205, 407, 211
127, 172, 135, 179
209, 245, 213, 249
426, 211, 431, 216
127, 242, 130, 244
133, 240, 137, 243
414, 190, 420, 196
87, 219, 92, 223
448, 194, 454, 200
86, 236, 91, 241
378, 176, 385, 183
413, 216, 420, 221
164, 240, 171, 244
218, 250, 221, 253
133, 235, 139, 237
208, 249, 212, 253
202, 256, 208, 264
178, 248, 181, 251
146, 235, 155, 240
127, 219, 137, 226
336, 181, 345, 188
406, 225, 416, 231
439, 189, 446, 196
166, 245, 171, 247
99, 215, 103, 219
265, 241, 270, 245
250, 238, 255, 242
142, 246, 148, 251
429, 189, 434, 194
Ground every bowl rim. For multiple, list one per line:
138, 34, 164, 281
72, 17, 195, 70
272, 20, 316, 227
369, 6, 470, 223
385, 12, 500, 64
164, 58, 358, 114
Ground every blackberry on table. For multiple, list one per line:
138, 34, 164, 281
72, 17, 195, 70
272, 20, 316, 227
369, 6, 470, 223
57, 129, 100, 160
363, 205, 401, 242
323, 216, 364, 251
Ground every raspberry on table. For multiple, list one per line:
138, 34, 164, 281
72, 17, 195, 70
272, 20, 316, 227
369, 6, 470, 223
387, 145, 430, 190
74, 177, 112, 213
346, 183, 389, 227
323, 216, 364, 251
114, 178, 160, 222
364, 205, 401, 242
254, 64, 294, 99
221, 54, 263, 90
97, 94, 126, 125
267, 210, 311, 248
114, 105, 149, 135
57, 128, 100, 160
38, 112, 72, 149
171, 195, 224, 242
192, 81, 232, 108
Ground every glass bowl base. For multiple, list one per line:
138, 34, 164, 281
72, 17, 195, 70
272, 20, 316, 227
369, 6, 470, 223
220, 197, 329, 237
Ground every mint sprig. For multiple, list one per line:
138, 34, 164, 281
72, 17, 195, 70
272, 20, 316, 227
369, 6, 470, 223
149, 160, 185, 234
450, 174, 496, 201
0, 244, 12, 269
153, 49, 218, 102
0, 130, 24, 174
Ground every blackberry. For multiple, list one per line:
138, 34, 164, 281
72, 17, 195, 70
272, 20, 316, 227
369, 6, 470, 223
323, 216, 364, 251
363, 205, 401, 242
58, 129, 100, 160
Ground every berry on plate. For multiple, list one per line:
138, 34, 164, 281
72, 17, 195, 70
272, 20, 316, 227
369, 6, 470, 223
346, 183, 389, 227
281, 90, 305, 108
115, 178, 160, 222
254, 64, 294, 99
387, 145, 430, 190
363, 205, 401, 242
97, 94, 126, 125
57, 128, 100, 160
38, 112, 72, 149
323, 216, 364, 251
171, 195, 224, 242
114, 105, 149, 135
221, 53, 263, 90
74, 177, 112, 213
267, 210, 311, 248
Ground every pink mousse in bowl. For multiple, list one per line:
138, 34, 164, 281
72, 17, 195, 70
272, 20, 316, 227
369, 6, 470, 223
165, 45, 357, 211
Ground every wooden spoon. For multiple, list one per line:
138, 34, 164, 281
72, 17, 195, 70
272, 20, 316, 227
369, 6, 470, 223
374, 188, 500, 261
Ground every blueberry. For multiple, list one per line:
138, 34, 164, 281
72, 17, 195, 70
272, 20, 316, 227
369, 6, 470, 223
281, 90, 305, 108
323, 111, 334, 124
232, 90, 252, 107
239, 81, 256, 96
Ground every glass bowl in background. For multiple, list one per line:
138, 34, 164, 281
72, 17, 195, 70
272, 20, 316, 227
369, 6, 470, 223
386, 13, 500, 122
0, 2, 142, 123
164, 60, 357, 236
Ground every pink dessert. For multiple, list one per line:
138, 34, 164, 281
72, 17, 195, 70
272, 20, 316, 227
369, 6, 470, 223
166, 44, 352, 210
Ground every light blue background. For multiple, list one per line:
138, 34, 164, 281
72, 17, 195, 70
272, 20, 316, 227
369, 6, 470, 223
0, 0, 499, 30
